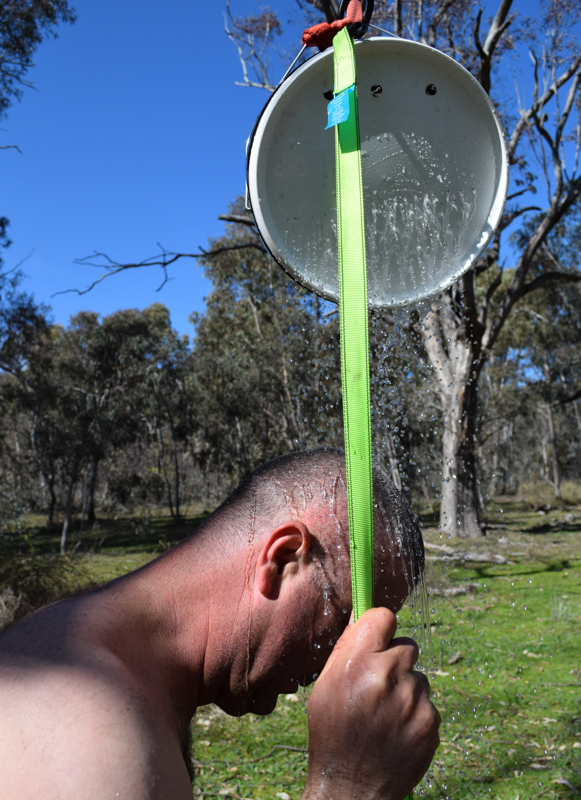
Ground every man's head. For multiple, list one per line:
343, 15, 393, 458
201, 447, 424, 599
191, 448, 424, 714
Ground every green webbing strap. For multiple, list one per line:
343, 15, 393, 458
332, 29, 413, 800
333, 28, 374, 622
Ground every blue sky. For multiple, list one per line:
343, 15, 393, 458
0, 0, 561, 337
1, 0, 303, 337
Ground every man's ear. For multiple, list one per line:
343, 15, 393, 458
255, 522, 311, 600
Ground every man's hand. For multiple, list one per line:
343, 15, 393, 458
303, 607, 440, 800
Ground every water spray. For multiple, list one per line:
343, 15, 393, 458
246, 0, 508, 793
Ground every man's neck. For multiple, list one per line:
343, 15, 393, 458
87, 537, 248, 730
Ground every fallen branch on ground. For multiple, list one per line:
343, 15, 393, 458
424, 542, 513, 564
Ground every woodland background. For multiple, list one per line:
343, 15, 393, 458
1, 5, 580, 798
1, 0, 581, 552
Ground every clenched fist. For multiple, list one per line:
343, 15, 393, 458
303, 608, 440, 800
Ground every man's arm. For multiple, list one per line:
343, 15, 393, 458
303, 608, 440, 800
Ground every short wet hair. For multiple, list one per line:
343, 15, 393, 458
198, 448, 424, 584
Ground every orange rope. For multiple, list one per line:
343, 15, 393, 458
302, 0, 363, 52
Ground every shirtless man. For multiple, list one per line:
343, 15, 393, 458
0, 448, 439, 800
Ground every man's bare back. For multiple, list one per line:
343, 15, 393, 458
0, 594, 193, 799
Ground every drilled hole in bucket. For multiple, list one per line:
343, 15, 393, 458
425, 84, 437, 95
323, 90, 334, 101
371, 84, 383, 96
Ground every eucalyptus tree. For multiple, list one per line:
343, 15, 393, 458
0, 318, 66, 529
0, 221, 52, 523
0, 0, 76, 523
53, 305, 195, 538
192, 212, 441, 502
136, 304, 193, 522
227, 0, 581, 537
0, 0, 75, 121
508, 272, 581, 495
71, 0, 581, 535
190, 201, 342, 487
0, 305, 192, 548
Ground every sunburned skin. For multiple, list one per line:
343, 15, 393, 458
0, 449, 439, 800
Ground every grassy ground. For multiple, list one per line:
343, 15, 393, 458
417, 532, 581, 797
1, 501, 581, 798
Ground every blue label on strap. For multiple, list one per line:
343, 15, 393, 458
325, 85, 354, 129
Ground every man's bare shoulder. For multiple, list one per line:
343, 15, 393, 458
0, 601, 193, 800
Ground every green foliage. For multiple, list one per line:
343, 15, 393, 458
518, 481, 560, 508
1, 195, 580, 533
0, 217, 48, 376
0, 216, 10, 257
0, 302, 195, 542
561, 481, 581, 505
0, 0, 76, 120
190, 199, 343, 483
0, 553, 93, 632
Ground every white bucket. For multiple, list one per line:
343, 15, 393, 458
247, 36, 508, 308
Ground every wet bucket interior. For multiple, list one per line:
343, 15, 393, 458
248, 36, 508, 308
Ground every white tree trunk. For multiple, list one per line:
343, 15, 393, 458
422, 301, 483, 538
440, 386, 462, 534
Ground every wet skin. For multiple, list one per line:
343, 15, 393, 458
236, 541, 414, 717
0, 507, 437, 800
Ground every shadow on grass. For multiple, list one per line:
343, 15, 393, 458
0, 513, 209, 557
461, 559, 574, 581
527, 521, 581, 535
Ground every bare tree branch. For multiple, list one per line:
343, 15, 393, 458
552, 388, 581, 407
224, 0, 280, 92
3, 247, 35, 276
55, 241, 267, 297
472, 9, 485, 59
475, 0, 515, 94
522, 270, 581, 297
508, 54, 581, 162
218, 213, 257, 228
425, 0, 456, 48
484, 50, 581, 355
500, 205, 542, 229
506, 186, 536, 201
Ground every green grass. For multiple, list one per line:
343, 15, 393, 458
1, 509, 208, 553
0, 511, 207, 626
2, 502, 581, 798
188, 505, 581, 800
186, 549, 581, 800
415, 559, 581, 798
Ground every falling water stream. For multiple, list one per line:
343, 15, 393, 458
361, 307, 565, 798
241, 32, 527, 794
369, 305, 437, 672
